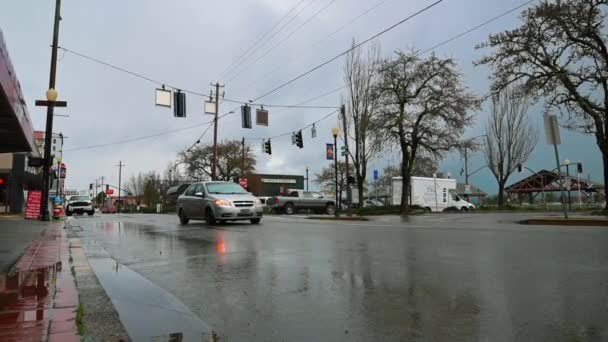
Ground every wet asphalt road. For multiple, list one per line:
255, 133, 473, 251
71, 213, 608, 341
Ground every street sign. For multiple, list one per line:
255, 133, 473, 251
544, 114, 561, 145
239, 178, 248, 188
106, 189, 114, 195
155, 88, 171, 107
311, 124, 317, 138
373, 169, 379, 180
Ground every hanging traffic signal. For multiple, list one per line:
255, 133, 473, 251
106, 184, 109, 191
517, 164, 523, 172
291, 132, 297, 145
241, 105, 252, 129
577, 163, 583, 174
173, 90, 186, 117
295, 130, 303, 148
264, 139, 272, 155
0, 176, 5, 188
89, 183, 93, 190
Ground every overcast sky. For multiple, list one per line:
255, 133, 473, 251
1, 0, 599, 194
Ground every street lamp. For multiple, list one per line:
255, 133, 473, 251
46, 88, 58, 102
332, 127, 340, 216
305, 165, 309, 191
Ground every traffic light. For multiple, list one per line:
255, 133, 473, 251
264, 139, 272, 155
340, 104, 345, 116
89, 183, 93, 190
0, 176, 5, 188
577, 163, 583, 174
106, 184, 109, 192
295, 130, 303, 148
291, 132, 297, 145
173, 90, 186, 117
517, 164, 522, 172
241, 105, 252, 129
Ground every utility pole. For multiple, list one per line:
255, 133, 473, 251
211, 82, 224, 181
94, 179, 98, 207
241, 137, 245, 178
100, 176, 105, 207
464, 147, 469, 202
116, 161, 125, 213
339, 105, 351, 205
39, 0, 62, 221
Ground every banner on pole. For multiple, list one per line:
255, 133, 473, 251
326, 144, 334, 160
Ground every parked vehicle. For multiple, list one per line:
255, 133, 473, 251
176, 181, 263, 225
65, 195, 94, 216
267, 190, 336, 215
166, 183, 191, 205
391, 176, 475, 212
101, 206, 117, 214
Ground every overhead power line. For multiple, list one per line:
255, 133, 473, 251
221, 0, 319, 81
250, 0, 445, 102
226, 0, 339, 83
216, 0, 309, 81
415, 0, 535, 56
312, 0, 393, 47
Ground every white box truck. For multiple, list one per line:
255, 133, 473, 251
391, 176, 475, 212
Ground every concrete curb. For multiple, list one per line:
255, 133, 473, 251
305, 216, 370, 221
521, 218, 608, 226
66, 219, 131, 342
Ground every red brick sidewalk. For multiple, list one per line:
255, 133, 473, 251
0, 222, 79, 342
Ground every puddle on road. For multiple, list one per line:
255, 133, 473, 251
0, 265, 56, 341
82, 244, 213, 342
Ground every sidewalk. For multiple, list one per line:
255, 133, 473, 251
0, 219, 80, 342
0, 218, 49, 272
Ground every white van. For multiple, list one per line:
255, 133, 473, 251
391, 176, 475, 212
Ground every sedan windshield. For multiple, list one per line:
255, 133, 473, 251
206, 182, 247, 194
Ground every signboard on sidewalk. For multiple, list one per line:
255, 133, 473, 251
239, 178, 248, 188
24, 190, 41, 219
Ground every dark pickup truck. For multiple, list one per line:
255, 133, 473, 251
267, 190, 336, 215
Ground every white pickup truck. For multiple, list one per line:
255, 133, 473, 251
392, 176, 475, 212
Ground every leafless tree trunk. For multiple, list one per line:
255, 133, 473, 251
483, 87, 538, 207
343, 40, 382, 206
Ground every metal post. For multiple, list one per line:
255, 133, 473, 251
566, 164, 571, 212
211, 83, 221, 181
433, 174, 438, 212
117, 161, 124, 213
40, 0, 62, 221
550, 136, 568, 218
56, 160, 60, 201
241, 137, 245, 178
464, 147, 469, 202
577, 171, 582, 208
305, 168, 309, 191
334, 135, 339, 217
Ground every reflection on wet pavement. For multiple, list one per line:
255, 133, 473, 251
74, 216, 608, 341
77, 236, 212, 341
0, 265, 54, 341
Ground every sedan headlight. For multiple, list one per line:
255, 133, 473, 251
214, 199, 232, 207
254, 198, 262, 206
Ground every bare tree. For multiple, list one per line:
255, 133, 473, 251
375, 50, 480, 213
179, 140, 256, 181
476, 0, 608, 207
342, 40, 382, 205
483, 88, 538, 206
314, 161, 355, 203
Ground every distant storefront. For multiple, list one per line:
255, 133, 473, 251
246, 173, 304, 197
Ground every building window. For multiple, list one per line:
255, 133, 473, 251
53, 146, 56, 151
53, 139, 56, 144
